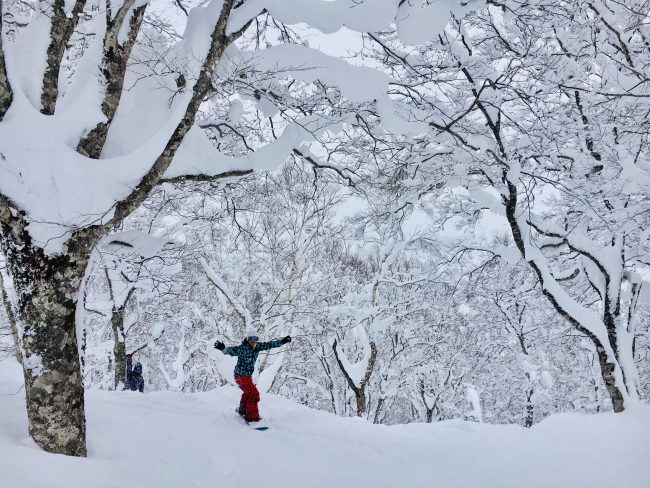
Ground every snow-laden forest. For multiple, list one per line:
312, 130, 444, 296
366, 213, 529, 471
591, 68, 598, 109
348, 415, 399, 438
0, 0, 649, 484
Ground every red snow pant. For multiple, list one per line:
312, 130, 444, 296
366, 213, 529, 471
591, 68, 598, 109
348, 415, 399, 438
234, 374, 260, 420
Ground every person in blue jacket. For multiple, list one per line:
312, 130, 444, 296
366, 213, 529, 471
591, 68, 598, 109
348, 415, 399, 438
215, 331, 291, 422
123, 354, 144, 392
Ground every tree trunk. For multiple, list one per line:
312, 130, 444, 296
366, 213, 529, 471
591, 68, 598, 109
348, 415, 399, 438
372, 397, 385, 424
332, 339, 377, 417
112, 305, 127, 390
0, 0, 13, 118
355, 390, 367, 416
0, 0, 249, 457
1, 231, 88, 456
524, 382, 534, 428
595, 345, 625, 412
504, 178, 628, 412
0, 268, 21, 363
107, 280, 135, 390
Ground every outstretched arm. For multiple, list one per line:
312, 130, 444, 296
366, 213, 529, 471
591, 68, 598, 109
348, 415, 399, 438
215, 341, 242, 356
257, 336, 291, 351
223, 344, 243, 356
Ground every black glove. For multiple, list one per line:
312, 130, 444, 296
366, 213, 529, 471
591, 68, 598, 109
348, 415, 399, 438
214, 341, 225, 350
281, 335, 291, 344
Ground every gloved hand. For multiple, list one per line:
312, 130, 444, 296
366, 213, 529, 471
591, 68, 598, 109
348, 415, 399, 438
281, 335, 291, 344
214, 341, 225, 350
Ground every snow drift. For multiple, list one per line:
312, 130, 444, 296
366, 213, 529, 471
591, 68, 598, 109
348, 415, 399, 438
0, 359, 648, 488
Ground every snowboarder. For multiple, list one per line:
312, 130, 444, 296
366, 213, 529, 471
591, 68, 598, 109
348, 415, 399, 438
214, 331, 291, 422
123, 354, 145, 393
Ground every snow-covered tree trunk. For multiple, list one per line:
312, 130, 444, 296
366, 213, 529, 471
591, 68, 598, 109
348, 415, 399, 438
0, 226, 90, 456
332, 339, 377, 416
503, 177, 628, 412
0, 264, 21, 363
0, 0, 250, 455
111, 288, 135, 390
0, 0, 11, 115
101, 262, 135, 390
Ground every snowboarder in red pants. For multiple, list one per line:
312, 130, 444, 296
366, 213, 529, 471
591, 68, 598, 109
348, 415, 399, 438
215, 332, 291, 422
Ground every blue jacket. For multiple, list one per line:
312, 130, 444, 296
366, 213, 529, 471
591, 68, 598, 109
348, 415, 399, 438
123, 356, 145, 392
223, 339, 284, 376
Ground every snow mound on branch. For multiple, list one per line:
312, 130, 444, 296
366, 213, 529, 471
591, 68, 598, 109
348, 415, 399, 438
247, 44, 390, 103
1, 358, 649, 488
99, 230, 170, 259
228, 0, 482, 44
228, 0, 400, 36
396, 0, 478, 45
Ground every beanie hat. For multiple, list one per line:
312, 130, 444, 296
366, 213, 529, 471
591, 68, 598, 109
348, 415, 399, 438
245, 330, 260, 341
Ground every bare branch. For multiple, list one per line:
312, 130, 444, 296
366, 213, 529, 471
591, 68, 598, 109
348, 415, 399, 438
292, 149, 357, 187
161, 169, 253, 185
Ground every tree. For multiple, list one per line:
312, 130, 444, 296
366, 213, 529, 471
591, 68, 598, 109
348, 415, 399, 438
0, 0, 256, 456
97, 229, 180, 388
358, 0, 649, 412
2, 0, 455, 455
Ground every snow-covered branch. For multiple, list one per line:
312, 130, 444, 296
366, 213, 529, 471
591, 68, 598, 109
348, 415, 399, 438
199, 256, 253, 328
0, 0, 12, 119
75, 0, 248, 244
76, 0, 148, 158
40, 0, 88, 115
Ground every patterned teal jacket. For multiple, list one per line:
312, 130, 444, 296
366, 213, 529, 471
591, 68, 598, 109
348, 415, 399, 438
223, 339, 284, 376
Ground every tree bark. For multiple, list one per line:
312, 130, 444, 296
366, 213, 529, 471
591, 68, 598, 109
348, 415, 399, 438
77, 1, 147, 158
0, 0, 14, 119
40, 0, 87, 115
0, 268, 21, 363
110, 287, 135, 390
112, 305, 127, 390
0, 223, 88, 456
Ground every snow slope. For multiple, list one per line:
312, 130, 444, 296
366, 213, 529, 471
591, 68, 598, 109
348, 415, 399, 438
0, 359, 648, 488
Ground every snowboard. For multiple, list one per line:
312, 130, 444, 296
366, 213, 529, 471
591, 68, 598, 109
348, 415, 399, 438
236, 408, 269, 431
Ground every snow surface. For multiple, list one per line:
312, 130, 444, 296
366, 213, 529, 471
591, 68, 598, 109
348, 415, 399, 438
0, 359, 649, 488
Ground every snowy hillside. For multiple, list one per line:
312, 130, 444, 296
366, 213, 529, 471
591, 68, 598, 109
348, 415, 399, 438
1, 359, 648, 488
